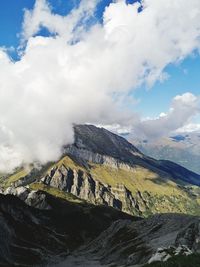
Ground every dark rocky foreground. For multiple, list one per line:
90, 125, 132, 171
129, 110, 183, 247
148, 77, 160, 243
0, 191, 200, 267
0, 192, 132, 267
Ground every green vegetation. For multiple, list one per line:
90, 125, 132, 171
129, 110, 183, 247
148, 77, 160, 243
3, 168, 30, 188
2, 161, 58, 189
144, 254, 200, 267
143, 193, 200, 216
30, 182, 84, 204
48, 156, 86, 172
2, 155, 200, 216
89, 162, 200, 216
90, 163, 183, 196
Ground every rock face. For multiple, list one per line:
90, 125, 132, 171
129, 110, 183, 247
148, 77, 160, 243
41, 164, 146, 215
66, 124, 143, 162
4, 186, 51, 210
76, 213, 200, 266
0, 192, 132, 267
148, 245, 192, 264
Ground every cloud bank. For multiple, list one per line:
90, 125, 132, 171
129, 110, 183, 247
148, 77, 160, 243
1, 0, 200, 172
135, 93, 200, 139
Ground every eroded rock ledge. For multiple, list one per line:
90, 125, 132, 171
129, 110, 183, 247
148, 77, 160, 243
40, 164, 146, 215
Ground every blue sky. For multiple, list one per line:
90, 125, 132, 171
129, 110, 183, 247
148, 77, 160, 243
0, 1, 34, 48
0, 0, 112, 49
135, 55, 200, 117
0, 0, 199, 123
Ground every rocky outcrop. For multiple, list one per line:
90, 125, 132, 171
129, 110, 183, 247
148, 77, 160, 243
75, 213, 200, 267
175, 220, 200, 252
4, 186, 51, 210
41, 164, 147, 215
148, 245, 192, 264
65, 145, 135, 170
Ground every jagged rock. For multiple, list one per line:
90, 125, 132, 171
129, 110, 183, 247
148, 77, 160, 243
148, 245, 192, 264
175, 220, 200, 252
4, 186, 51, 210
25, 190, 51, 210
77, 213, 200, 266
4, 186, 29, 201
42, 165, 144, 215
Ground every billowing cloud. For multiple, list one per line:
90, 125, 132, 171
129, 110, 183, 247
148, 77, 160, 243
22, 0, 100, 41
1, 0, 200, 172
134, 93, 200, 139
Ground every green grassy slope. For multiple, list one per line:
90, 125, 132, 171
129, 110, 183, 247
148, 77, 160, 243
2, 155, 200, 216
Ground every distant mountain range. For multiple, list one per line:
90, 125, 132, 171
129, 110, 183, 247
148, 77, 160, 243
131, 132, 200, 174
1, 125, 200, 266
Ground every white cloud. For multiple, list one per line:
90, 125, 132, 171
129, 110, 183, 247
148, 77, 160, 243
96, 123, 133, 135
22, 0, 100, 41
177, 123, 200, 133
1, 0, 200, 172
103, 92, 200, 139
133, 93, 200, 139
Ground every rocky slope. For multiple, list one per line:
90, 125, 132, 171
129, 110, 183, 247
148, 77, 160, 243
75, 213, 200, 267
0, 188, 200, 267
0, 191, 132, 266
2, 124, 200, 217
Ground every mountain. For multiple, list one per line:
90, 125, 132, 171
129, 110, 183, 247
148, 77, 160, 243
0, 190, 132, 266
1, 124, 200, 266
0, 191, 200, 266
1, 124, 200, 217
132, 132, 200, 174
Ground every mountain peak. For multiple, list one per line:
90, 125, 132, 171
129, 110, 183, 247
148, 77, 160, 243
71, 124, 142, 161
64, 124, 200, 186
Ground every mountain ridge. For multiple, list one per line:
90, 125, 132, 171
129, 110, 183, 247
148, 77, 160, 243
1, 124, 200, 266
65, 124, 200, 185
2, 124, 200, 217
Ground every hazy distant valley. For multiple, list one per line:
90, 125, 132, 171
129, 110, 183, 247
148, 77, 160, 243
132, 132, 200, 174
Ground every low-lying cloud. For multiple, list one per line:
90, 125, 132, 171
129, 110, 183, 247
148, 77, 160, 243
1, 0, 200, 172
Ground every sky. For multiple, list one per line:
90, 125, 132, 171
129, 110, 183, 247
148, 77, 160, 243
0, 0, 200, 172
